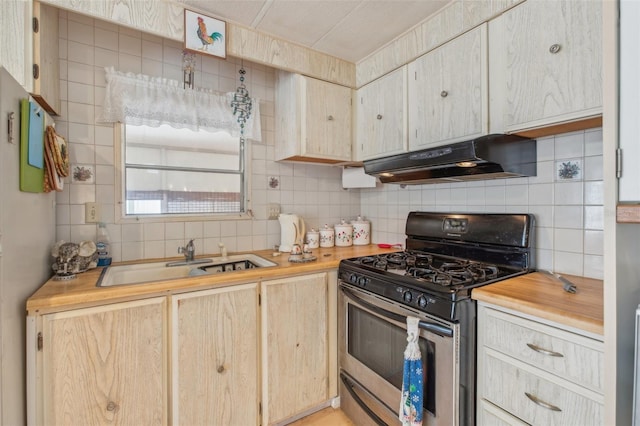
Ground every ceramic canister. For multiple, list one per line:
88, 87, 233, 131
334, 219, 353, 247
305, 228, 320, 249
351, 215, 371, 245
319, 224, 335, 248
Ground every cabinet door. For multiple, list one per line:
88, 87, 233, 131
40, 298, 167, 425
356, 66, 407, 161
494, 0, 602, 132
304, 77, 352, 161
172, 283, 259, 426
262, 273, 328, 424
619, 0, 640, 202
408, 24, 487, 150
32, 1, 60, 115
0, 0, 30, 88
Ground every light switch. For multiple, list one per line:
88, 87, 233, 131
85, 202, 101, 223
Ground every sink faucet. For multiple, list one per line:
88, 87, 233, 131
179, 239, 196, 262
218, 242, 227, 258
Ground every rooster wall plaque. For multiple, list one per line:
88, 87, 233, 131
184, 9, 226, 59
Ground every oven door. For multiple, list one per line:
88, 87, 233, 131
339, 281, 459, 426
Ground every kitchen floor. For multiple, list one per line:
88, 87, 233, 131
290, 408, 354, 426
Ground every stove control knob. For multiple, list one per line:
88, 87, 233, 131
417, 295, 429, 308
358, 276, 368, 287
403, 291, 413, 304
349, 274, 358, 284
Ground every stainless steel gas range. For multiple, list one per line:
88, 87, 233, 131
338, 211, 534, 426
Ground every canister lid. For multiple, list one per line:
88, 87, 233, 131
351, 215, 369, 225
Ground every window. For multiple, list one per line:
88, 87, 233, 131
117, 123, 248, 219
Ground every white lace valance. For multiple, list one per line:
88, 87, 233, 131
100, 67, 261, 141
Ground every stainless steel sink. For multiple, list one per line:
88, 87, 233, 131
96, 254, 277, 287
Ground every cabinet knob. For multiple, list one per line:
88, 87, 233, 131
440, 90, 448, 98
106, 401, 118, 412
376, 114, 383, 120
549, 43, 561, 54
327, 115, 334, 121
217, 365, 225, 373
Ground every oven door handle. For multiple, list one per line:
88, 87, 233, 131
341, 286, 454, 338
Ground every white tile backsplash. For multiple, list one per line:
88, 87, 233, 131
554, 228, 584, 253
554, 131, 584, 159
56, 12, 601, 279
94, 27, 118, 51
554, 181, 583, 205
361, 129, 604, 279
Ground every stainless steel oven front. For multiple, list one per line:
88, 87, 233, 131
338, 281, 460, 426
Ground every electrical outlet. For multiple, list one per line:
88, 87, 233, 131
85, 202, 101, 223
267, 203, 281, 220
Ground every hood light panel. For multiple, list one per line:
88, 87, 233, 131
455, 161, 477, 168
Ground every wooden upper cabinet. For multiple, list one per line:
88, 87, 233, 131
489, 0, 602, 134
38, 298, 167, 425
408, 24, 488, 151
32, 1, 60, 115
275, 71, 352, 164
0, 0, 31, 89
172, 283, 259, 426
355, 65, 407, 161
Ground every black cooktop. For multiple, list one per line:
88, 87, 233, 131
338, 212, 535, 321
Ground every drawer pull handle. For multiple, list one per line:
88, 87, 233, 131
527, 343, 564, 357
525, 392, 562, 412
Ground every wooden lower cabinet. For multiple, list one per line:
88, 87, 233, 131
171, 283, 259, 425
35, 297, 167, 425
28, 272, 335, 425
262, 273, 330, 425
477, 303, 604, 425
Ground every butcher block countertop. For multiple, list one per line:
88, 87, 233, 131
27, 245, 395, 315
472, 271, 604, 336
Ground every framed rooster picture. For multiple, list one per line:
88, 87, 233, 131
184, 9, 226, 59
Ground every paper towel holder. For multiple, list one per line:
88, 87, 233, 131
342, 166, 378, 189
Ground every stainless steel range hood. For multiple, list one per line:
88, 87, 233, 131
363, 134, 536, 184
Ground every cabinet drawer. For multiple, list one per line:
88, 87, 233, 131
481, 307, 604, 393
482, 349, 603, 426
478, 399, 528, 426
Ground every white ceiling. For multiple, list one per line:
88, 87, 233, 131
179, 0, 451, 63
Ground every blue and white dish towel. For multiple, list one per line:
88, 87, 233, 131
400, 316, 423, 426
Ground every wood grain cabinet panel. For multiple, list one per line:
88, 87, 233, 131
32, 1, 60, 115
355, 66, 407, 161
489, 0, 602, 133
477, 303, 604, 426
477, 399, 528, 426
482, 307, 604, 393
408, 24, 488, 150
482, 349, 603, 426
262, 273, 329, 424
172, 283, 259, 426
39, 298, 167, 425
0, 0, 30, 89
275, 71, 352, 163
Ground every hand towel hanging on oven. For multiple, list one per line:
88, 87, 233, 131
399, 316, 423, 426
